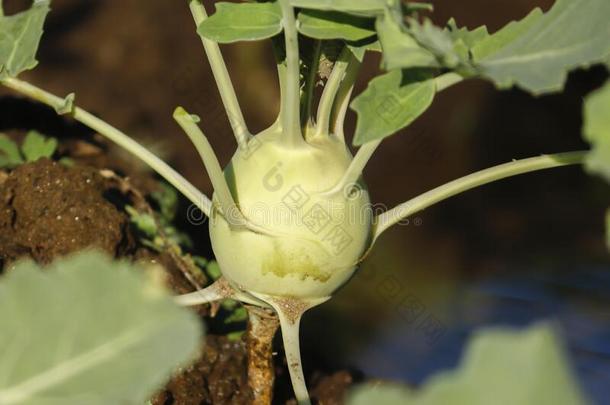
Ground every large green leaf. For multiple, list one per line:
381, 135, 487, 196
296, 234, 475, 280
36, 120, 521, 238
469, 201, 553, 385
290, 0, 431, 17
351, 69, 435, 145
297, 10, 375, 41
582, 80, 610, 183
446, 19, 488, 51
347, 324, 588, 405
445, 19, 488, 64
470, 9, 543, 62
197, 2, 282, 43
472, 0, 610, 94
375, 10, 436, 71
0, 252, 202, 405
408, 18, 461, 68
290, 0, 386, 16
0, 0, 50, 78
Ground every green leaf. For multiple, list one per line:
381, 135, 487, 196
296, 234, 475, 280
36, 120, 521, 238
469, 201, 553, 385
197, 2, 282, 43
0, 0, 50, 78
150, 182, 179, 222
291, 0, 431, 17
582, 81, 610, 183
290, 0, 387, 16
408, 18, 461, 68
347, 324, 588, 405
446, 20, 488, 49
347, 38, 380, 62
470, 9, 543, 62
21, 130, 58, 162
0, 134, 23, 168
351, 69, 435, 145
224, 306, 248, 324
126, 205, 159, 239
445, 19, 489, 63
404, 2, 433, 13
297, 10, 375, 41
375, 10, 436, 70
192, 256, 209, 268
0, 252, 202, 405
206, 260, 222, 281
55, 92, 75, 115
472, 0, 610, 94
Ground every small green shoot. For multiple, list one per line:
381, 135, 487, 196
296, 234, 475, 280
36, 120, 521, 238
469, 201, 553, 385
0, 131, 58, 169
0, 134, 22, 168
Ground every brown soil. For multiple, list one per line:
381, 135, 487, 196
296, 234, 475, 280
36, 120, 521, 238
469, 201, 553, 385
309, 372, 354, 405
0, 158, 133, 265
152, 336, 253, 405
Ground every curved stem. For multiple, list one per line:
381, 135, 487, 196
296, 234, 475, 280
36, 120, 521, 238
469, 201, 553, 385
1, 77, 212, 216
330, 55, 361, 142
331, 85, 353, 143
373, 151, 587, 241
435, 72, 463, 92
277, 312, 310, 405
324, 140, 381, 195
189, 0, 250, 149
316, 48, 354, 136
173, 107, 247, 229
175, 277, 270, 307
271, 36, 288, 132
278, 0, 304, 146
174, 278, 229, 306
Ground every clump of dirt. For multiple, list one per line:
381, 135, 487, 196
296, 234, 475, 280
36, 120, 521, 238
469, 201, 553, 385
309, 372, 354, 405
152, 335, 253, 405
0, 158, 133, 265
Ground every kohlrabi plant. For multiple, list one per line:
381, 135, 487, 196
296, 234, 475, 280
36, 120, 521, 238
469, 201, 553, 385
1, 0, 609, 403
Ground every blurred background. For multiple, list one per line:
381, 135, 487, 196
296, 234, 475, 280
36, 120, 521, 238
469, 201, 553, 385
1, 0, 609, 403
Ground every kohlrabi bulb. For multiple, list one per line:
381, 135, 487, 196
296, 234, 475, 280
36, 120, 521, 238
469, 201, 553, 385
209, 127, 373, 299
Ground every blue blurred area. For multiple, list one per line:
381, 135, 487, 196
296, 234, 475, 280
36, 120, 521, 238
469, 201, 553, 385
355, 265, 610, 404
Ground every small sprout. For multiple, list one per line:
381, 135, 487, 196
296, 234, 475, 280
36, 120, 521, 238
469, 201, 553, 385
22, 130, 58, 161
0, 131, 58, 169
205, 260, 222, 281
59, 157, 75, 167
192, 255, 209, 268
150, 182, 179, 222
126, 205, 159, 239
224, 305, 248, 324
0, 134, 23, 168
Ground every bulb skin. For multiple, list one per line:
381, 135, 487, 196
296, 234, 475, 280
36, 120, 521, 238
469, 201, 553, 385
209, 129, 372, 299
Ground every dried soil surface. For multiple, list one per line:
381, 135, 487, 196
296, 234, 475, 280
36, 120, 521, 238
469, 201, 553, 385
152, 336, 252, 405
0, 158, 132, 264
